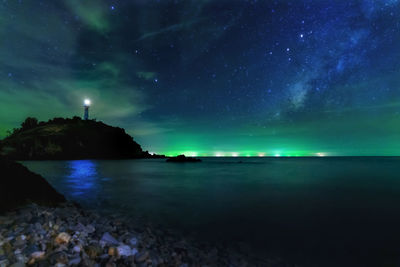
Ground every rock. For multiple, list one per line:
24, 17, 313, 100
108, 247, 118, 257
0, 259, 9, 267
72, 245, 81, 253
51, 251, 68, 264
9, 262, 24, 267
31, 251, 45, 259
15, 253, 27, 263
101, 232, 119, 245
86, 224, 95, 233
0, 203, 262, 266
17, 235, 26, 241
3, 242, 12, 255
55, 232, 71, 245
69, 256, 81, 265
85, 245, 102, 259
117, 244, 134, 257
0, 160, 66, 212
13, 238, 25, 247
105, 262, 116, 267
135, 251, 149, 263
129, 237, 138, 247
24, 244, 39, 255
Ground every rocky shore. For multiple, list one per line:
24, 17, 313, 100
0, 203, 275, 267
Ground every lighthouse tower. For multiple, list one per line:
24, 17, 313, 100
83, 99, 91, 120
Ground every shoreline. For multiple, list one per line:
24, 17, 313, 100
0, 202, 272, 267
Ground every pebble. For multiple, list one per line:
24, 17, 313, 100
9, 261, 24, 267
69, 256, 81, 265
117, 244, 133, 257
0, 259, 9, 267
72, 245, 81, 253
108, 247, 117, 257
135, 251, 149, 263
55, 232, 71, 245
129, 237, 138, 246
0, 203, 265, 266
85, 245, 101, 259
101, 232, 119, 245
31, 251, 45, 259
86, 224, 95, 233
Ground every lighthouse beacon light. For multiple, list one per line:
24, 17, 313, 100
83, 99, 91, 120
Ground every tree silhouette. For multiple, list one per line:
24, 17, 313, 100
21, 117, 38, 130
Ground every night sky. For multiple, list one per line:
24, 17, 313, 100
1, 0, 400, 156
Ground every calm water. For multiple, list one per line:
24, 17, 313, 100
22, 157, 400, 266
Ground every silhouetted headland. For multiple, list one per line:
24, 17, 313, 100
166, 154, 202, 162
0, 117, 165, 160
0, 158, 65, 212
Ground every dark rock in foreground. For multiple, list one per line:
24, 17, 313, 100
166, 155, 202, 163
0, 117, 146, 160
0, 159, 65, 212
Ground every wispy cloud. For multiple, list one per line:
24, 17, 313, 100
63, 0, 110, 33
134, 19, 203, 42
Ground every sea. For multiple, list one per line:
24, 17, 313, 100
22, 157, 400, 266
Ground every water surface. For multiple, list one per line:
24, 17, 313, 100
22, 157, 400, 266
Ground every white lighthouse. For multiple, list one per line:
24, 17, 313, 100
83, 99, 91, 120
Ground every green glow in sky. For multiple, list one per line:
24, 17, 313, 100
1, 1, 400, 156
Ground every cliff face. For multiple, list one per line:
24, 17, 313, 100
0, 117, 144, 160
0, 159, 66, 212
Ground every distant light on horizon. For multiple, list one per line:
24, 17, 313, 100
316, 152, 326, 157
258, 153, 265, 157
183, 151, 198, 157
231, 152, 239, 157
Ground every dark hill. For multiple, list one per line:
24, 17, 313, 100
0, 159, 65, 212
0, 117, 146, 160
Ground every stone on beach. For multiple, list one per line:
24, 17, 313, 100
135, 250, 149, 263
101, 232, 119, 245
117, 244, 137, 257
68, 256, 81, 265
31, 251, 45, 259
55, 232, 71, 245
0, 203, 267, 266
85, 245, 102, 259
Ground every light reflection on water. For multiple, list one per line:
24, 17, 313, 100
66, 160, 98, 196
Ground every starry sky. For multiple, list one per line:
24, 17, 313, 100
1, 0, 400, 156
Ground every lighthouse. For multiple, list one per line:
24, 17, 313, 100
83, 99, 91, 120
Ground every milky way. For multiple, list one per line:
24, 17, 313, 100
1, 0, 400, 155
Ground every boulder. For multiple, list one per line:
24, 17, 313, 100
0, 159, 65, 213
